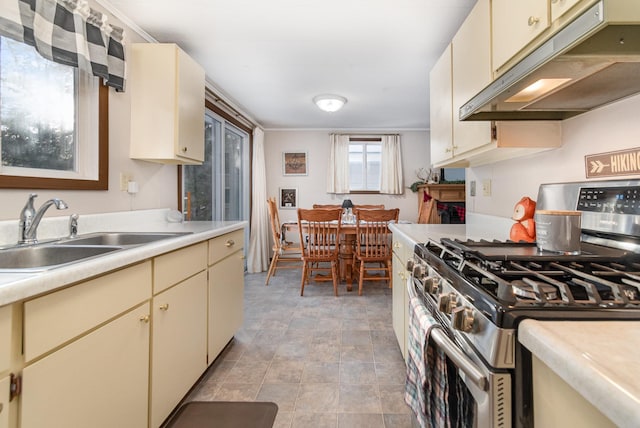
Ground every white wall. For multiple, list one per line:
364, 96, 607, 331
466, 93, 640, 219
264, 130, 430, 223
0, 2, 178, 221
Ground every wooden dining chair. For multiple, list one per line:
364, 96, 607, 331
353, 204, 385, 210
352, 208, 399, 295
265, 197, 302, 285
297, 208, 342, 296
312, 204, 342, 209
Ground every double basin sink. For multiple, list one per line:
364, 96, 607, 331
0, 232, 192, 272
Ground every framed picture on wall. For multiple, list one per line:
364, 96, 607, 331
279, 187, 298, 209
283, 151, 308, 176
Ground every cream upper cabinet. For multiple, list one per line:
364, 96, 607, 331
430, 0, 562, 168
150, 271, 207, 428
452, 0, 492, 156
130, 43, 205, 164
551, 0, 584, 22
492, 0, 549, 73
429, 44, 453, 165
208, 231, 244, 360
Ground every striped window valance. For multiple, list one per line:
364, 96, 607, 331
0, 0, 126, 91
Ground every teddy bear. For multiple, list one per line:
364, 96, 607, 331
509, 196, 536, 243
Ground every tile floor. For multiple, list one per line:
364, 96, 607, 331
185, 268, 414, 428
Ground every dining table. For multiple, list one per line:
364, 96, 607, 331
281, 218, 408, 292
281, 220, 360, 291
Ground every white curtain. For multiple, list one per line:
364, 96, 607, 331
380, 134, 404, 194
246, 128, 270, 273
326, 133, 350, 193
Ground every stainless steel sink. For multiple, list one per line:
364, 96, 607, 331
0, 245, 122, 271
60, 232, 192, 246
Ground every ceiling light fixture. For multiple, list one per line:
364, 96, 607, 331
313, 94, 347, 112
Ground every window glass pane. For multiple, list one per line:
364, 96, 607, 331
0, 37, 76, 172
184, 115, 216, 220
366, 144, 381, 190
348, 144, 364, 190
224, 127, 244, 220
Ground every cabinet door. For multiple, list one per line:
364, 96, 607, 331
21, 303, 151, 428
151, 271, 207, 428
208, 251, 244, 360
429, 44, 453, 165
492, 0, 549, 72
392, 251, 408, 362
452, 0, 492, 155
551, 0, 583, 21
0, 306, 10, 375
0, 376, 9, 428
176, 48, 205, 161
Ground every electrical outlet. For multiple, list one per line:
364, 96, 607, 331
470, 180, 476, 196
482, 179, 492, 196
120, 173, 131, 191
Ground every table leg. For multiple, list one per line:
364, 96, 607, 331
340, 234, 356, 292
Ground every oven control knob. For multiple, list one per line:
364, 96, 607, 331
437, 293, 457, 314
423, 276, 441, 294
412, 264, 427, 280
451, 306, 475, 333
406, 259, 415, 272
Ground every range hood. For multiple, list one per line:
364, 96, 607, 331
460, 1, 640, 121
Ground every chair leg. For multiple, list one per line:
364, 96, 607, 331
265, 253, 279, 285
300, 261, 308, 296
358, 259, 365, 296
387, 260, 392, 288
332, 261, 339, 297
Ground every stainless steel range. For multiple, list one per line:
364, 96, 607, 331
407, 179, 640, 428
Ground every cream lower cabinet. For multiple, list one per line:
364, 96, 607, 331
20, 262, 152, 428
0, 305, 12, 428
532, 355, 616, 427
150, 243, 207, 427
0, 376, 9, 428
208, 230, 244, 361
21, 303, 151, 428
150, 271, 207, 428
392, 234, 412, 363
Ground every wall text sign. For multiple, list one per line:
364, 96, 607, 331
585, 148, 640, 178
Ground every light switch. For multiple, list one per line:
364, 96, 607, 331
482, 179, 492, 196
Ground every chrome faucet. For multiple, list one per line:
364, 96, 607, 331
18, 193, 68, 244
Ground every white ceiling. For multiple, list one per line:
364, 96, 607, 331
102, 0, 477, 130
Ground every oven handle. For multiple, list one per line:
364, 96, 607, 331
407, 276, 488, 391
430, 328, 488, 391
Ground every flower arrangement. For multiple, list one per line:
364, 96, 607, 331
408, 167, 438, 192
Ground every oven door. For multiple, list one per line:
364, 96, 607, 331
408, 277, 512, 428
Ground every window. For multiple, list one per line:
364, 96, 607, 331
348, 138, 382, 192
0, 36, 107, 190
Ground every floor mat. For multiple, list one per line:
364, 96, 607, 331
165, 401, 278, 428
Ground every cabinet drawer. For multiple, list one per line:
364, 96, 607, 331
0, 306, 10, 374
24, 262, 152, 362
208, 230, 244, 266
154, 242, 207, 294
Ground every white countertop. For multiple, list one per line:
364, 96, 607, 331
0, 209, 247, 306
519, 320, 640, 428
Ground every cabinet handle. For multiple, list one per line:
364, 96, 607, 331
445, 147, 453, 153
139, 314, 150, 323
182, 147, 188, 153
393, 242, 401, 248
0, 402, 3, 414
159, 303, 169, 311
225, 239, 235, 247
528, 16, 540, 26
